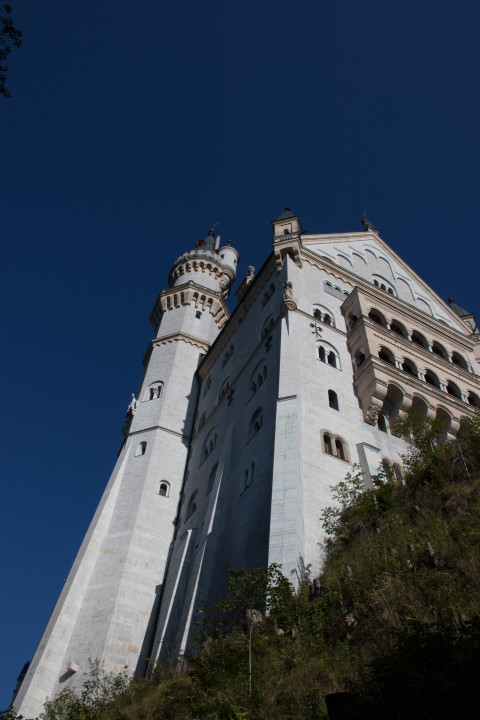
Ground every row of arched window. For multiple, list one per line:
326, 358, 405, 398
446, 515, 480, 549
374, 344, 480, 407
373, 278, 395, 295
322, 432, 349, 461
313, 306, 335, 327
324, 280, 350, 296
358, 309, 472, 372
382, 459, 403, 482
319, 345, 338, 368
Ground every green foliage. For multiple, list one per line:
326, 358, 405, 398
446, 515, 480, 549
11, 411, 480, 718
39, 661, 135, 720
0, 3, 22, 98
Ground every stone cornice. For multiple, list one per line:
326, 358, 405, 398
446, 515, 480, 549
301, 232, 471, 335
301, 246, 471, 341
149, 281, 230, 332
142, 331, 211, 367
342, 285, 475, 352
168, 248, 235, 296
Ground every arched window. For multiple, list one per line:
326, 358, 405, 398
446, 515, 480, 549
379, 347, 395, 365
207, 462, 218, 494
201, 430, 217, 465
159, 481, 170, 497
323, 433, 333, 455
393, 464, 403, 481
198, 413, 206, 430
328, 390, 339, 410
335, 438, 345, 460
390, 320, 408, 338
186, 491, 198, 520
135, 441, 147, 457
378, 413, 388, 433
411, 331, 429, 349
468, 392, 480, 408
203, 376, 212, 396
355, 351, 366, 369
369, 309, 387, 327
148, 382, 163, 400
312, 304, 335, 327
402, 359, 417, 377
249, 360, 267, 398
347, 314, 358, 332
425, 370, 440, 388
446, 381, 462, 399
432, 342, 449, 360
451, 352, 469, 371
319, 343, 340, 369
249, 408, 263, 441
388, 288, 395, 295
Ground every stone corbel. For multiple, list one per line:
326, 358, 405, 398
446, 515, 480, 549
363, 397, 383, 425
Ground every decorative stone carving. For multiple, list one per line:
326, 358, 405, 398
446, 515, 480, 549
364, 403, 381, 425
281, 281, 297, 313
283, 281, 294, 300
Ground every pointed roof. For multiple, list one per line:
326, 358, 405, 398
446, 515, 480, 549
194, 227, 216, 252
274, 206, 295, 221
448, 297, 472, 318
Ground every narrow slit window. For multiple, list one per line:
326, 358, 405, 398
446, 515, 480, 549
335, 439, 345, 460
328, 390, 339, 410
159, 481, 170, 497
324, 434, 333, 455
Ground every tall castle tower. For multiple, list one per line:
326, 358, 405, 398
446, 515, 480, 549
14, 210, 480, 717
13, 229, 239, 719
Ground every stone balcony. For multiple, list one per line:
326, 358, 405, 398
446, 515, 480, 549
342, 287, 480, 435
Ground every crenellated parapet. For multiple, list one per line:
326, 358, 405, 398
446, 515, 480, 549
149, 281, 229, 333
168, 243, 239, 298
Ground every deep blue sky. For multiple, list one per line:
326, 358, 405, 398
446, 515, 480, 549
1, 0, 479, 708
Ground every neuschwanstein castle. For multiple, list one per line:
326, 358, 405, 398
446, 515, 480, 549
14, 209, 480, 717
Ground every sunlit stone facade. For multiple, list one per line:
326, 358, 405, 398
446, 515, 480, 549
14, 212, 480, 718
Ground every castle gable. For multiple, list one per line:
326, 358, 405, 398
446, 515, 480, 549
302, 232, 468, 335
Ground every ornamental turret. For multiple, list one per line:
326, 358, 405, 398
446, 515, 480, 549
169, 228, 239, 298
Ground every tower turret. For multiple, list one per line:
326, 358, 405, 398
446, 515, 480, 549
13, 226, 239, 720
168, 228, 239, 298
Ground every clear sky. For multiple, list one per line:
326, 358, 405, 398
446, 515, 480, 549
1, 0, 479, 708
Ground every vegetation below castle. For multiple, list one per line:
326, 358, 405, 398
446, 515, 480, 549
8, 412, 480, 719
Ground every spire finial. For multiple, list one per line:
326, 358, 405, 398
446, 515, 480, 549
361, 213, 377, 232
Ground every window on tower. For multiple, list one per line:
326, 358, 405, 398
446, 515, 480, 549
159, 481, 170, 497
147, 381, 163, 401
248, 408, 263, 441
135, 441, 147, 457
